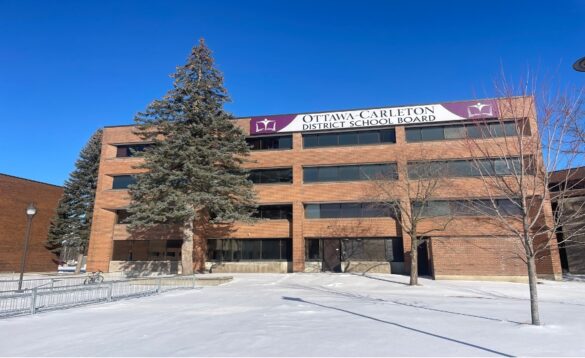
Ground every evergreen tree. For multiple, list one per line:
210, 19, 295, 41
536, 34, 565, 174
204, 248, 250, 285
126, 39, 256, 275
47, 129, 102, 268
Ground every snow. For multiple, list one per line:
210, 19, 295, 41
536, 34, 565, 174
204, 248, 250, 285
1, 273, 584, 357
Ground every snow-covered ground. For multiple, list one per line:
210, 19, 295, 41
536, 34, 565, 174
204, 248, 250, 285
1, 273, 584, 357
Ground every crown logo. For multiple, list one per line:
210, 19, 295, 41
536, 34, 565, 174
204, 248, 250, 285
255, 118, 276, 132
467, 102, 493, 117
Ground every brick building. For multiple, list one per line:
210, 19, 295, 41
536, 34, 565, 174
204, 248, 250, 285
87, 97, 562, 281
0, 174, 62, 272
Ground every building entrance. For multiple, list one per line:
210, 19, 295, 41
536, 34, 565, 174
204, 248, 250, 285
322, 240, 341, 272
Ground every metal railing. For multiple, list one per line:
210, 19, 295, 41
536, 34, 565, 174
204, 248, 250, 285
0, 276, 198, 318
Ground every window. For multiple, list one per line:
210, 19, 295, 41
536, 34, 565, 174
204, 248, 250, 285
246, 135, 292, 150
115, 209, 130, 224
112, 240, 182, 261
305, 239, 321, 260
252, 205, 292, 220
249, 168, 292, 184
304, 203, 393, 219
304, 163, 398, 183
413, 199, 522, 217
405, 120, 527, 143
444, 125, 466, 139
305, 238, 403, 262
206, 239, 292, 261
303, 129, 396, 148
112, 175, 136, 189
407, 158, 523, 179
116, 144, 150, 158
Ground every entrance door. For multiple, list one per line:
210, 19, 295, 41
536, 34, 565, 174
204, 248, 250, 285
417, 240, 432, 276
322, 240, 341, 272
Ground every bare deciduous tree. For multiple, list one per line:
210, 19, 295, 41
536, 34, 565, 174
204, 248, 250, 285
463, 76, 585, 325
365, 155, 453, 286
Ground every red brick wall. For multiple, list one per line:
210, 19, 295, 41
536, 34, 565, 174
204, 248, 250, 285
0, 174, 62, 272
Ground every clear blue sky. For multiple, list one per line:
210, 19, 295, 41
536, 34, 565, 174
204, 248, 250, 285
1, 0, 584, 186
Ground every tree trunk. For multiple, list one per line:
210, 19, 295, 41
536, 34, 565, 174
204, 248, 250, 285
410, 235, 418, 286
181, 219, 195, 275
74, 252, 84, 274
527, 255, 541, 325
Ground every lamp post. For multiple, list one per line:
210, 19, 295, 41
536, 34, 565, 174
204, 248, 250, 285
17, 203, 37, 292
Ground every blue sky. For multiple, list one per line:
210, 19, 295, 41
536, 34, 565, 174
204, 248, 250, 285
1, 0, 584, 186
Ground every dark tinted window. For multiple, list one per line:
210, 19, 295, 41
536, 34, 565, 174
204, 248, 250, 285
304, 163, 397, 183
115, 210, 130, 224
405, 120, 525, 143
414, 199, 522, 217
305, 239, 321, 260
408, 158, 523, 179
303, 129, 396, 148
249, 168, 293, 184
304, 203, 393, 218
112, 240, 181, 261
241, 240, 261, 260
116, 144, 150, 158
112, 175, 136, 189
306, 238, 403, 262
421, 126, 444, 141
338, 132, 358, 145
405, 128, 422, 142
252, 205, 292, 220
246, 135, 293, 150
207, 239, 291, 261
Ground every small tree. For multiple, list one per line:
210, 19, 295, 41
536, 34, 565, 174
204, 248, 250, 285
47, 129, 102, 273
365, 157, 453, 285
463, 76, 585, 325
126, 39, 256, 275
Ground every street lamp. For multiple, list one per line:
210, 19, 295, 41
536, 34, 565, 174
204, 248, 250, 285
573, 56, 585, 72
17, 203, 37, 292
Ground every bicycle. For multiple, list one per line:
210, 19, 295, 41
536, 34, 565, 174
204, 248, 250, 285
83, 270, 104, 285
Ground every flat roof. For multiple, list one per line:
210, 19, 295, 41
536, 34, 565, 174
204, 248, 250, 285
0, 173, 63, 188
103, 95, 530, 129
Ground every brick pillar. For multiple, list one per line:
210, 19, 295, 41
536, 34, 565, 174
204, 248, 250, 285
292, 202, 305, 272
86, 208, 115, 272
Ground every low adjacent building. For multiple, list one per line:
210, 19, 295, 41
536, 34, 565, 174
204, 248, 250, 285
87, 97, 562, 281
550, 167, 585, 274
0, 174, 62, 272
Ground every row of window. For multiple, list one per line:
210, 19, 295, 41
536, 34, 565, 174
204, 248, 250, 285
111, 157, 524, 190
305, 238, 404, 262
112, 120, 529, 157
305, 203, 393, 219
116, 205, 293, 224
304, 164, 398, 183
112, 238, 405, 263
405, 120, 528, 142
413, 199, 522, 217
112, 240, 182, 261
251, 205, 292, 220
114, 198, 521, 224
207, 239, 292, 261
407, 158, 523, 179
303, 129, 396, 148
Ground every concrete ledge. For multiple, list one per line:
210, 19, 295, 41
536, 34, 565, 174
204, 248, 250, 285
342, 261, 390, 274
109, 261, 179, 276
207, 261, 291, 273
195, 276, 233, 286
434, 275, 529, 283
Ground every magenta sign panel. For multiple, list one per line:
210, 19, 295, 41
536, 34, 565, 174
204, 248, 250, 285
250, 99, 499, 136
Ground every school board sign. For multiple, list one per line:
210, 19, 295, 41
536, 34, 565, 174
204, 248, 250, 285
250, 99, 499, 136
